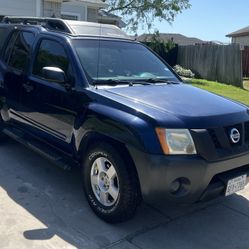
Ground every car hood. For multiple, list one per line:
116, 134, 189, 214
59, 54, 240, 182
97, 84, 249, 128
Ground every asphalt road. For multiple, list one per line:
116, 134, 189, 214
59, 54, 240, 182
1, 138, 249, 249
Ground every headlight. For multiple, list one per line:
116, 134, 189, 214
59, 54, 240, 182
156, 128, 196, 155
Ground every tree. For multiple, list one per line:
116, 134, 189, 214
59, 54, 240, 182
104, 0, 191, 32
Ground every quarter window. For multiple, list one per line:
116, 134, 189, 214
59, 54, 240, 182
33, 39, 70, 79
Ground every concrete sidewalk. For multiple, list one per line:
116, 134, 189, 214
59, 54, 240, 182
1, 139, 249, 249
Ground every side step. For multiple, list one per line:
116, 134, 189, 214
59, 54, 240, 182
3, 127, 74, 170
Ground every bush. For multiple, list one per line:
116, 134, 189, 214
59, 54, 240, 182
142, 31, 178, 66
173, 65, 195, 78
146, 31, 176, 53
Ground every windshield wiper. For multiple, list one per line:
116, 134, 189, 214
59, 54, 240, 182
91, 78, 180, 86
92, 79, 153, 86
127, 81, 153, 86
144, 78, 181, 84
92, 79, 130, 86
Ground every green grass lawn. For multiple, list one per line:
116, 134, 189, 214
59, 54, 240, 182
185, 78, 249, 106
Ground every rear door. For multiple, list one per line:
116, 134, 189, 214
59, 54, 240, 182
1, 30, 35, 123
0, 26, 14, 96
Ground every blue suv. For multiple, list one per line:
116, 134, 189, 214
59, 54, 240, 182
0, 17, 249, 223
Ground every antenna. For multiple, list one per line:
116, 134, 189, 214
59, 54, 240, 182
96, 9, 103, 82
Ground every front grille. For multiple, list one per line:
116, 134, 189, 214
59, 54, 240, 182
245, 121, 249, 142
208, 123, 245, 149
208, 129, 221, 148
193, 122, 249, 161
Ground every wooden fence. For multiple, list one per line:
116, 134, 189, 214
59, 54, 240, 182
177, 44, 243, 87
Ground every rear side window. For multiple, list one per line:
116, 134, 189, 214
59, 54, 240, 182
0, 28, 11, 55
6, 31, 35, 71
4, 31, 19, 63
33, 39, 70, 78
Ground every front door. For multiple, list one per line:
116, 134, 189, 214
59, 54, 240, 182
19, 37, 78, 151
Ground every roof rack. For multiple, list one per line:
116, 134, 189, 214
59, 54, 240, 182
1, 16, 132, 40
2, 16, 73, 34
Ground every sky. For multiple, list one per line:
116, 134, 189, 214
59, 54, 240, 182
138, 0, 249, 43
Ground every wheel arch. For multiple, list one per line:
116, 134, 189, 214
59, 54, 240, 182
73, 102, 161, 154
77, 131, 142, 201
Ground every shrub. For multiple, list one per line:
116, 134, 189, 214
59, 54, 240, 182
173, 65, 195, 78
142, 31, 177, 66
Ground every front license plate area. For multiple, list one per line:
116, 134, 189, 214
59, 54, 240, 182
225, 175, 247, 196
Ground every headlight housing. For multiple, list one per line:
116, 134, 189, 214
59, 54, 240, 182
156, 128, 197, 155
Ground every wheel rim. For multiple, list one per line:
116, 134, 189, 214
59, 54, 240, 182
90, 157, 120, 207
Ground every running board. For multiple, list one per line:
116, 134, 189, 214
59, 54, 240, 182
3, 127, 73, 170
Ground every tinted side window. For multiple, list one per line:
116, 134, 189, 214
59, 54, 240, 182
0, 27, 12, 56
33, 39, 69, 78
4, 31, 19, 63
7, 31, 35, 71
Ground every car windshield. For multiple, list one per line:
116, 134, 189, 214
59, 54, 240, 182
72, 39, 180, 85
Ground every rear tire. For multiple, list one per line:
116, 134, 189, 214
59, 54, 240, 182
82, 141, 139, 223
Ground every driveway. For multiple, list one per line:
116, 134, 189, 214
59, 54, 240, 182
1, 139, 249, 249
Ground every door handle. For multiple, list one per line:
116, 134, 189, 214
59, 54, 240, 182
23, 82, 34, 93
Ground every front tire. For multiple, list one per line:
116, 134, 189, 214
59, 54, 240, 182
83, 142, 139, 223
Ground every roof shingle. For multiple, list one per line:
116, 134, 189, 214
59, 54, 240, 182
227, 26, 249, 37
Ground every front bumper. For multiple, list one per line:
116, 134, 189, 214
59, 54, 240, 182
127, 146, 249, 204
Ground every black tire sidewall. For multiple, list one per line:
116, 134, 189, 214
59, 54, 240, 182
83, 142, 138, 222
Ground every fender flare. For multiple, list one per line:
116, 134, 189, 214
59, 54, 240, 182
73, 102, 162, 154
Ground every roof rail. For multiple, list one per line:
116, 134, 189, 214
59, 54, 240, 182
2, 16, 73, 34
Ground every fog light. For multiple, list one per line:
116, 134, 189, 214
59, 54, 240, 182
169, 177, 191, 197
170, 179, 181, 194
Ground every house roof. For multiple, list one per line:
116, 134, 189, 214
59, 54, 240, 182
137, 33, 205, 46
62, 0, 107, 8
79, 0, 107, 5
210, 40, 229, 45
227, 26, 249, 37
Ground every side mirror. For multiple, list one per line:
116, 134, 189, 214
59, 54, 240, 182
42, 67, 66, 84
